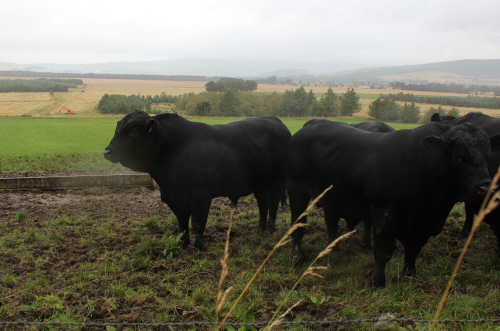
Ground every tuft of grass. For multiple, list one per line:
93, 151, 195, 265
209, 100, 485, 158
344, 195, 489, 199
34, 294, 65, 313
24, 227, 41, 243
15, 210, 27, 222
54, 215, 72, 226
131, 255, 151, 270
145, 216, 162, 230
24, 276, 50, 294
49, 230, 65, 243
135, 233, 183, 260
1, 273, 19, 283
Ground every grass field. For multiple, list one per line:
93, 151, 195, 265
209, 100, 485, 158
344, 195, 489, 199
0, 117, 418, 172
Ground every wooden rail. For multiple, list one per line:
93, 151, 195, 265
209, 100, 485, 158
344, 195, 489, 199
0, 174, 156, 191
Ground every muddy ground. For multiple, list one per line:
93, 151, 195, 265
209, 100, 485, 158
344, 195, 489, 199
0, 170, 171, 223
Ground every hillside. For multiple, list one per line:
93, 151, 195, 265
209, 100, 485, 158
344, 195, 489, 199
333, 59, 500, 84
1, 59, 500, 84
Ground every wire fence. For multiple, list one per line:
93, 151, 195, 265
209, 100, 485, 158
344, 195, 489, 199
1, 317, 500, 329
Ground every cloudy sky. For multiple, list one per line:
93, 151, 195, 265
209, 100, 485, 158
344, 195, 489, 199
1, 0, 499, 67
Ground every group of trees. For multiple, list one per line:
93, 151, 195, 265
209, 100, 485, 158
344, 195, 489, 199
387, 92, 500, 110
310, 88, 361, 117
390, 81, 500, 95
176, 87, 362, 118
205, 78, 258, 92
97, 92, 177, 114
368, 96, 460, 123
368, 98, 418, 122
0, 78, 82, 92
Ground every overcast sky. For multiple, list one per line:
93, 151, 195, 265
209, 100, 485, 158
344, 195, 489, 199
1, 0, 499, 67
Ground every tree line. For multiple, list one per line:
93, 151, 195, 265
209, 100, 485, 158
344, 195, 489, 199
205, 78, 258, 92
176, 87, 362, 117
97, 93, 178, 114
386, 92, 500, 109
0, 78, 83, 92
368, 96, 461, 123
390, 81, 500, 95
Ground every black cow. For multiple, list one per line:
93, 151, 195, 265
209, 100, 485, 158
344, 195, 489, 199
432, 112, 500, 253
104, 111, 291, 250
351, 121, 396, 133
287, 119, 499, 288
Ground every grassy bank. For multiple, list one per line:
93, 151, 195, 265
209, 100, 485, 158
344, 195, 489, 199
0, 117, 419, 173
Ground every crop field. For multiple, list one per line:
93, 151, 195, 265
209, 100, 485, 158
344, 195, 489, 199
1, 77, 499, 118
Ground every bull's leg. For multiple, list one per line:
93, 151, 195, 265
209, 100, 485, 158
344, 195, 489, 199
254, 191, 269, 232
371, 206, 396, 288
372, 231, 396, 289
402, 240, 426, 278
323, 206, 340, 243
266, 181, 286, 232
362, 219, 373, 248
190, 198, 212, 251
461, 201, 476, 236
489, 222, 500, 256
174, 211, 191, 249
288, 181, 311, 267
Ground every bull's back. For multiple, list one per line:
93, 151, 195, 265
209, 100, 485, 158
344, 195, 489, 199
168, 117, 290, 197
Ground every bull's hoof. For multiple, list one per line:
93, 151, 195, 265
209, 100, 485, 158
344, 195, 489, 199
361, 242, 372, 249
460, 229, 471, 238
370, 279, 386, 289
192, 242, 206, 252
403, 267, 416, 278
267, 225, 277, 233
290, 249, 304, 268
361, 239, 372, 248
257, 226, 266, 233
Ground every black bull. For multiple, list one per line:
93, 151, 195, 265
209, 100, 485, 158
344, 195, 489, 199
287, 119, 500, 287
432, 112, 500, 253
104, 111, 291, 250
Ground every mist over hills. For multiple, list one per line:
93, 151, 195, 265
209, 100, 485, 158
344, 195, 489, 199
0, 59, 364, 78
0, 58, 499, 84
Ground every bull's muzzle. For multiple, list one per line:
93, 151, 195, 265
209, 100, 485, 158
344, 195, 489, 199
103, 148, 113, 161
476, 180, 493, 196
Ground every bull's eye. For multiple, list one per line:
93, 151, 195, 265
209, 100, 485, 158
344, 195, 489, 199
128, 129, 140, 137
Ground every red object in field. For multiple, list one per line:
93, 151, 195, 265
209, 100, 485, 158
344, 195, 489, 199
58, 108, 76, 114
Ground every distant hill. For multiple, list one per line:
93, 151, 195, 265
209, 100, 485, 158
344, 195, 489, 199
0, 59, 364, 78
332, 59, 500, 84
0, 59, 499, 84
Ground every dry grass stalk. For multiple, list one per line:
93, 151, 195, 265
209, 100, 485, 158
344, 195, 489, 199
264, 229, 357, 330
430, 167, 500, 331
214, 185, 333, 331
216, 212, 233, 317
267, 299, 305, 330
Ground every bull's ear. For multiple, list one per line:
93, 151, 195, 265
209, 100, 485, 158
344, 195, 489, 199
423, 135, 445, 152
431, 113, 440, 122
146, 119, 158, 133
490, 133, 500, 152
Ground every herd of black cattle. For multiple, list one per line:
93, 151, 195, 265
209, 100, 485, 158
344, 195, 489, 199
103, 110, 500, 288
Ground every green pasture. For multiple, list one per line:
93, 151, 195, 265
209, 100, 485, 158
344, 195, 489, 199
0, 117, 418, 172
